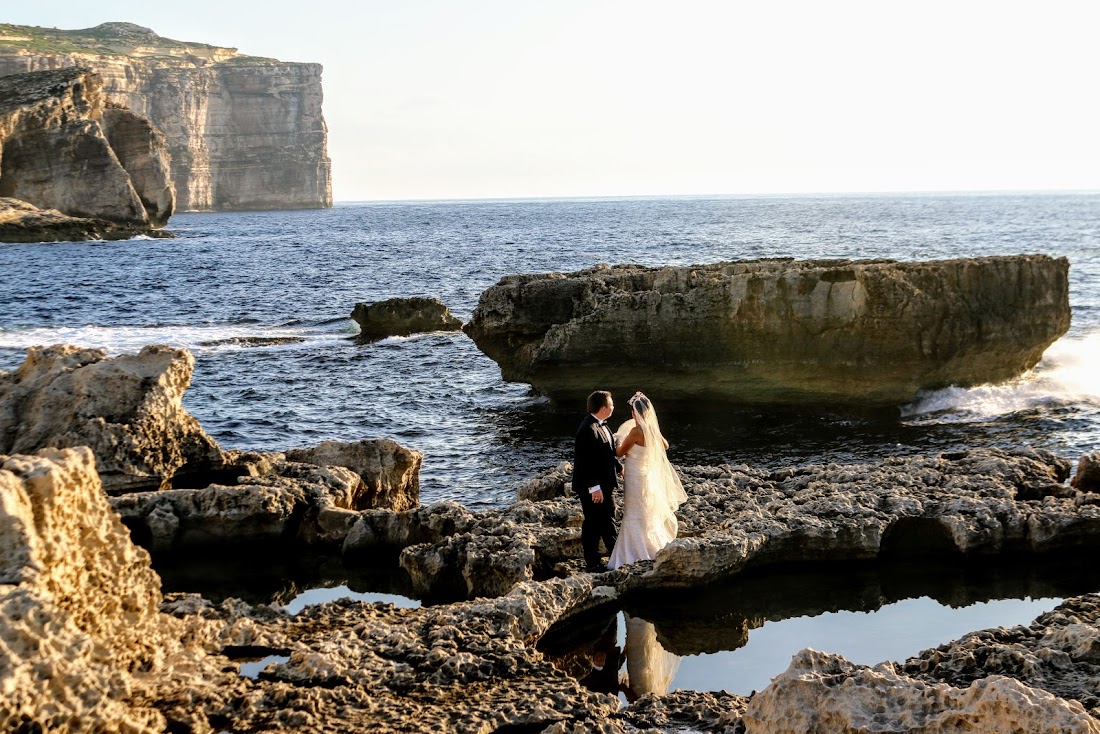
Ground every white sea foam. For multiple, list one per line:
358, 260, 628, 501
902, 331, 1100, 424
0, 322, 354, 356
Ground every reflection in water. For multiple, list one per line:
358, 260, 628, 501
546, 611, 682, 704
620, 613, 681, 703
540, 557, 1100, 698
238, 655, 290, 680
153, 549, 417, 608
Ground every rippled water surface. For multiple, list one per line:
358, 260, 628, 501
2, 194, 1099, 508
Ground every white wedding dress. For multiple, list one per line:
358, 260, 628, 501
621, 614, 681, 699
608, 417, 686, 570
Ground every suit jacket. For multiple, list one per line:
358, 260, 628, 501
572, 414, 620, 496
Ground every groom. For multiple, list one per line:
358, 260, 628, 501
573, 390, 620, 572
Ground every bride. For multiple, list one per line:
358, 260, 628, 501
608, 392, 687, 570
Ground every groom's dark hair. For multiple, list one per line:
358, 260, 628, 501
587, 390, 612, 413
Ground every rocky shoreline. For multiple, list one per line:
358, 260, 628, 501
4, 343, 1100, 731
6, 446, 1100, 732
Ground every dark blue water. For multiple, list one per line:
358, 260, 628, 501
3, 194, 1099, 509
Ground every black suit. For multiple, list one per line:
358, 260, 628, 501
572, 413, 619, 567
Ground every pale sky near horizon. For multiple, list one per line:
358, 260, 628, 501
5, 1, 1100, 201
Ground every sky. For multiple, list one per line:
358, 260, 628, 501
5, 1, 1100, 201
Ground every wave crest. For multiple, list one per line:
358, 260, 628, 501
902, 331, 1100, 424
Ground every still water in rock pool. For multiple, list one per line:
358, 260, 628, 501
539, 558, 1100, 699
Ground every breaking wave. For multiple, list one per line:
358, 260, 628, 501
902, 330, 1100, 424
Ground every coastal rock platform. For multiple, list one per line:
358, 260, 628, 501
463, 256, 1071, 407
7, 446, 1100, 732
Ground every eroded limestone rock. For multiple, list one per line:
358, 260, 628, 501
517, 461, 572, 502
8, 444, 1100, 732
0, 23, 331, 212
902, 594, 1100, 717
744, 648, 1100, 734
109, 460, 363, 552
0, 345, 225, 493
0, 195, 158, 242
0, 448, 247, 733
464, 256, 1071, 406
0, 67, 174, 237
351, 297, 463, 341
386, 447, 1092, 602
285, 438, 422, 511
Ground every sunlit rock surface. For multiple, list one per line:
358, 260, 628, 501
286, 438, 422, 511
0, 67, 173, 239
109, 460, 363, 552
464, 256, 1071, 406
0, 448, 246, 733
0, 22, 331, 212
351, 297, 463, 341
902, 594, 1100, 718
0, 345, 224, 492
744, 648, 1100, 734
8, 446, 1100, 731
351, 447, 1090, 602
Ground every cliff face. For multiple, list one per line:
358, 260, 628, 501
0, 22, 332, 211
0, 67, 174, 235
464, 255, 1072, 407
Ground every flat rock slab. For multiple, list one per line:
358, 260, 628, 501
464, 256, 1071, 407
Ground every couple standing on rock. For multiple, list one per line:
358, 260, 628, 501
572, 390, 687, 572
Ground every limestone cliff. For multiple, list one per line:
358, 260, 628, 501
464, 255, 1072, 407
0, 22, 332, 211
0, 67, 173, 238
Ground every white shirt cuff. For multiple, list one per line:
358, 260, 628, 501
588, 485, 601, 494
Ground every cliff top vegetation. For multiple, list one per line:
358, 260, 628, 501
0, 22, 276, 63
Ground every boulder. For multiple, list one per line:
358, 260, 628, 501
1072, 452, 1100, 494
109, 460, 363, 552
743, 648, 1100, 733
517, 462, 573, 502
285, 438, 422, 511
0, 344, 226, 493
0, 67, 175, 237
351, 297, 462, 341
463, 256, 1071, 407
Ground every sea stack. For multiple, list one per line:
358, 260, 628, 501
464, 255, 1071, 407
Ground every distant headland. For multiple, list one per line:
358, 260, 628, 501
0, 22, 332, 212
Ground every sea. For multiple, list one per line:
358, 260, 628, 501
4, 192, 1100, 695
3, 193, 1097, 509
